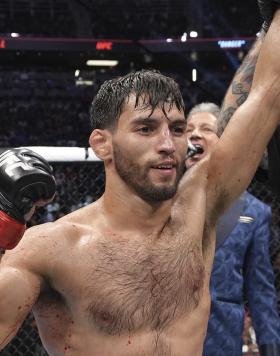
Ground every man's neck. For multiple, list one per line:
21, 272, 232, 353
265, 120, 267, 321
101, 179, 173, 235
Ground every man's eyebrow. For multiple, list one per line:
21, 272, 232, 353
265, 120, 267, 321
186, 122, 215, 128
200, 123, 216, 128
170, 119, 187, 125
130, 117, 158, 125
131, 117, 186, 125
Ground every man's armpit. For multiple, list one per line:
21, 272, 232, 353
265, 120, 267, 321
207, 184, 230, 226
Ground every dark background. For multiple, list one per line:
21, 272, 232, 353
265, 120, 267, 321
0, 0, 261, 152
0, 1, 278, 355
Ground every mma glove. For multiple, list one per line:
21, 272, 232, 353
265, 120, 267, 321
258, 0, 279, 32
0, 148, 56, 249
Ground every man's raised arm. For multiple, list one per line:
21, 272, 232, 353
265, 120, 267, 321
207, 8, 280, 220
219, 0, 277, 130
219, 34, 264, 132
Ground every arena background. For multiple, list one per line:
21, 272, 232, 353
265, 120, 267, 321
0, 0, 279, 355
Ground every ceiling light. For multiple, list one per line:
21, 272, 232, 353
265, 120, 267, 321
181, 33, 187, 42
86, 60, 119, 67
192, 69, 197, 82
190, 31, 198, 38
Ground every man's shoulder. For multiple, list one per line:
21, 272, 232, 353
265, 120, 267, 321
4, 201, 100, 261
31, 220, 73, 236
243, 191, 271, 215
25, 214, 92, 245
2, 219, 87, 274
6, 220, 73, 257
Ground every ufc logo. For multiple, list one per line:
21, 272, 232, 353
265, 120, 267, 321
0, 152, 33, 178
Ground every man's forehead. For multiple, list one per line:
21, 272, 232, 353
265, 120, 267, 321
123, 94, 185, 118
187, 112, 218, 125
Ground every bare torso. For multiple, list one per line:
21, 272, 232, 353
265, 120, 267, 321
31, 161, 216, 356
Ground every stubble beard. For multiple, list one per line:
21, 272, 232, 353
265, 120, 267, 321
113, 144, 184, 202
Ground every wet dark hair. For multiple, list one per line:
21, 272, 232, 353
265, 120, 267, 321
89, 69, 185, 130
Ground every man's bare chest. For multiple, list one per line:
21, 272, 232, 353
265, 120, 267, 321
40, 234, 206, 336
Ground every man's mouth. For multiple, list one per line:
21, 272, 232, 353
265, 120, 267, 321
151, 161, 176, 176
153, 162, 176, 171
155, 164, 174, 169
186, 144, 204, 158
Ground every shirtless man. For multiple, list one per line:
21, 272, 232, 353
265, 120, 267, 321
1, 8, 280, 356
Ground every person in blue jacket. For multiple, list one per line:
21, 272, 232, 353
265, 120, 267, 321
185, 102, 280, 356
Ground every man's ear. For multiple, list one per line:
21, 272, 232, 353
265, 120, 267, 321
89, 129, 112, 161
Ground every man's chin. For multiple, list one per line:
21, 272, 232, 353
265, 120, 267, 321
138, 183, 178, 202
145, 190, 177, 202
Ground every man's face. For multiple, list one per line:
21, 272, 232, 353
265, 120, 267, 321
111, 95, 187, 202
185, 112, 219, 169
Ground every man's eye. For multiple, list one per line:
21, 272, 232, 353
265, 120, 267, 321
173, 127, 186, 134
203, 127, 214, 132
138, 126, 152, 133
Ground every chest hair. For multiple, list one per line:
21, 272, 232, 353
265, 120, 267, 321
86, 234, 205, 335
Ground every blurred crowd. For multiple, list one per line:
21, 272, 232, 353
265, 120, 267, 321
0, 69, 93, 147
0, 67, 230, 148
0, 0, 260, 39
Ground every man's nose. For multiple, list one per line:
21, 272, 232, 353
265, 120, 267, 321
188, 128, 202, 139
157, 128, 175, 154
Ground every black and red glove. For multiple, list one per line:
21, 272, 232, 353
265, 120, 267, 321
0, 148, 56, 249
258, 0, 280, 32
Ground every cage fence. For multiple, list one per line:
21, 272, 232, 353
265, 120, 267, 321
1, 162, 280, 355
